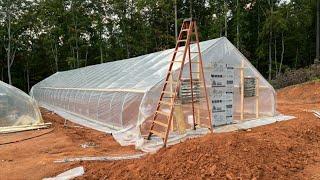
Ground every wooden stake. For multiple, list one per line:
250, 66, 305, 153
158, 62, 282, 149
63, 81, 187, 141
240, 59, 244, 120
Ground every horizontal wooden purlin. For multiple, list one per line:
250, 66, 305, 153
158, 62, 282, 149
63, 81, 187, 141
37, 86, 146, 93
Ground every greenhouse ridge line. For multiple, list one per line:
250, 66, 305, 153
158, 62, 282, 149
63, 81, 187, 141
37, 87, 147, 93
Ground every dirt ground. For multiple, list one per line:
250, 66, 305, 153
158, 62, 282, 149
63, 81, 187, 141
0, 109, 138, 180
1, 81, 320, 179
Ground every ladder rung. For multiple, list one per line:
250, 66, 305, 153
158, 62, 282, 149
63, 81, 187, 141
153, 120, 168, 127
159, 101, 173, 106
198, 116, 209, 119
178, 40, 187, 43
194, 107, 208, 111
181, 29, 189, 32
165, 81, 178, 85
192, 72, 200, 73
162, 91, 175, 95
150, 130, 166, 139
171, 61, 183, 63
190, 52, 199, 53
156, 110, 170, 116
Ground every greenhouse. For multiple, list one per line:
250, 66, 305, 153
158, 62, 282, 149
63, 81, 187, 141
0, 80, 44, 133
30, 37, 276, 146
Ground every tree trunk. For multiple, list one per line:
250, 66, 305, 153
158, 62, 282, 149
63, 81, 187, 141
236, 0, 240, 48
52, 43, 59, 72
73, 3, 79, 68
268, 32, 272, 81
224, 1, 228, 37
257, 4, 260, 68
85, 46, 88, 66
76, 37, 79, 67
274, 38, 277, 77
316, 0, 320, 63
100, 44, 103, 64
190, 0, 193, 18
295, 47, 299, 68
1, 67, 4, 81
279, 32, 285, 75
26, 62, 30, 93
6, 10, 12, 85
268, 1, 273, 81
174, 0, 178, 41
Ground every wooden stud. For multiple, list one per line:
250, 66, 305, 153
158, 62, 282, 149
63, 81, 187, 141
240, 59, 244, 120
255, 77, 259, 119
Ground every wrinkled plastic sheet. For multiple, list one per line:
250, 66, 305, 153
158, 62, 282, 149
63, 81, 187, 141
43, 166, 84, 180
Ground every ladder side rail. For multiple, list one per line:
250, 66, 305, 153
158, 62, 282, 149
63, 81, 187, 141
147, 24, 187, 139
163, 22, 195, 146
188, 39, 196, 130
193, 21, 213, 131
151, 22, 187, 124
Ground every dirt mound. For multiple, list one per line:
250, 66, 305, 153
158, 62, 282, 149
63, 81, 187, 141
80, 114, 320, 179
79, 81, 320, 179
277, 81, 320, 104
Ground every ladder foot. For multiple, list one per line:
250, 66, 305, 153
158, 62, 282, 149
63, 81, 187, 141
147, 133, 152, 140
163, 143, 167, 148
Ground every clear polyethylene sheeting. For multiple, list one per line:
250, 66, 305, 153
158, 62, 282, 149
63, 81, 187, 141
0, 80, 43, 128
30, 37, 276, 147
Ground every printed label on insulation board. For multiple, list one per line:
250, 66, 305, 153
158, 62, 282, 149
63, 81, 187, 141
210, 63, 234, 126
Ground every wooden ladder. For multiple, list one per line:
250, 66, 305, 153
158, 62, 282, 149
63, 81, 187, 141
147, 18, 213, 147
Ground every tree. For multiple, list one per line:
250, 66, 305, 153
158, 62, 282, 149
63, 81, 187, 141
316, 0, 320, 63
0, 0, 34, 85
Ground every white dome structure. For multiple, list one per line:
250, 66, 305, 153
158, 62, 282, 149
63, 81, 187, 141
0, 80, 43, 132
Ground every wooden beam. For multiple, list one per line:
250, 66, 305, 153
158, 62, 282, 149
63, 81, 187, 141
0, 123, 51, 133
240, 59, 244, 120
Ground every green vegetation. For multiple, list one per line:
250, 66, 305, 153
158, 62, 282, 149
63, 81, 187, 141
271, 64, 320, 89
0, 0, 318, 92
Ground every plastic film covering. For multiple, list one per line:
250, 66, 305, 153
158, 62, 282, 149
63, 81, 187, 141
0, 80, 43, 128
30, 37, 276, 146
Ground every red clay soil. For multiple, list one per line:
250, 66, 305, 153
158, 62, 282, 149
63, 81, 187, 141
1, 81, 320, 179
78, 81, 320, 180
0, 109, 138, 180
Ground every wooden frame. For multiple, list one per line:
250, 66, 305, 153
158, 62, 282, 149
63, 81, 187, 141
239, 60, 260, 120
